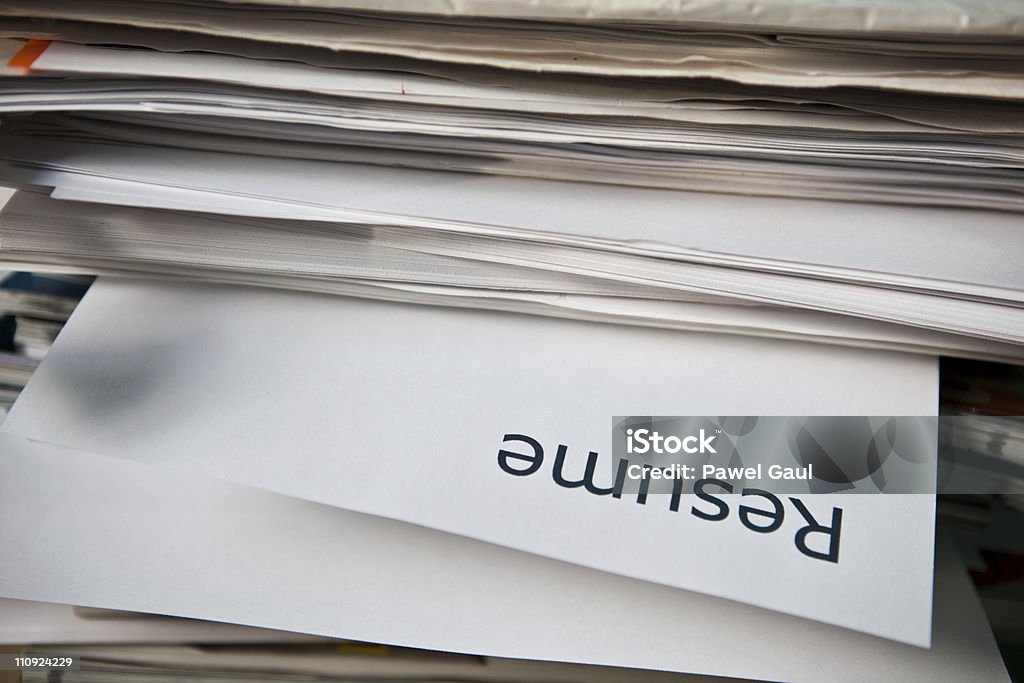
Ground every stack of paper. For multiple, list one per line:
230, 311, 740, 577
1, 185, 1021, 361
2, 0, 1024, 208
0, 7, 1021, 358
0, 1, 1019, 680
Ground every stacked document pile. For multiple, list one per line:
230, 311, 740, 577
0, 600, 777, 683
0, 1, 1022, 361
0, 274, 78, 359
0, 270, 88, 412
0, 1, 1021, 681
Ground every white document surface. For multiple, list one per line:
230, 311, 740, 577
2, 278, 939, 644
0, 434, 1006, 682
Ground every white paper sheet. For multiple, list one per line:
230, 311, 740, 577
2, 278, 940, 644
0, 598, 322, 645
0, 433, 1007, 682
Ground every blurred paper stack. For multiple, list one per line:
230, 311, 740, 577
0, 269, 88, 413
0, 1, 1021, 681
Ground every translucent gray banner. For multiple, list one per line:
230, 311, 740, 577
610, 416, 1024, 495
